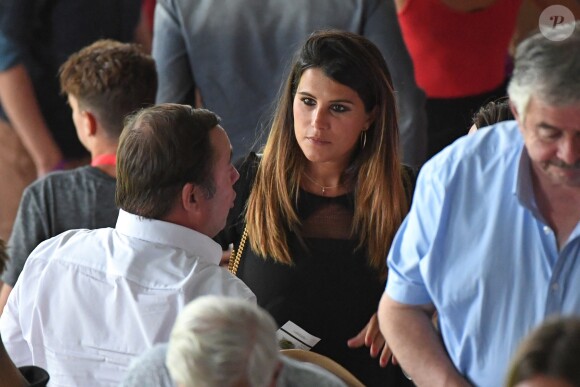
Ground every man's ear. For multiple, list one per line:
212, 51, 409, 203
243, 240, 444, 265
269, 360, 283, 387
509, 101, 520, 122
509, 101, 525, 134
181, 182, 197, 210
181, 182, 208, 212
83, 111, 98, 137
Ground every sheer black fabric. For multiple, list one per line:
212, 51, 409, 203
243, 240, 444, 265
217, 153, 415, 386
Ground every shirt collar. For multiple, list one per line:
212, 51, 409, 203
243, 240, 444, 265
514, 148, 545, 222
115, 210, 221, 265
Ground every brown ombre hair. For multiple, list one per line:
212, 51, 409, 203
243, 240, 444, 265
246, 30, 409, 277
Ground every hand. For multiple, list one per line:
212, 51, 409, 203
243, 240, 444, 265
347, 313, 393, 367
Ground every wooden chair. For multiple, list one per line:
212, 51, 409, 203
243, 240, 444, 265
280, 349, 365, 387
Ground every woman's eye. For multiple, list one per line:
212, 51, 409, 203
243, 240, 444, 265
301, 97, 315, 106
331, 104, 348, 113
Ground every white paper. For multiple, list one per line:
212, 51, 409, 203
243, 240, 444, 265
276, 321, 321, 351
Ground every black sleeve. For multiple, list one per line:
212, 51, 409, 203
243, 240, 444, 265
214, 152, 260, 249
19, 366, 50, 387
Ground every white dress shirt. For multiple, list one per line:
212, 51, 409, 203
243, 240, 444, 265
0, 210, 255, 387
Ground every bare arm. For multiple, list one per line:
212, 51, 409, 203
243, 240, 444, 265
378, 293, 471, 387
133, 5, 153, 54
0, 64, 62, 176
393, 0, 406, 11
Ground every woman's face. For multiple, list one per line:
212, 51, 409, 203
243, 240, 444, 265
293, 68, 373, 169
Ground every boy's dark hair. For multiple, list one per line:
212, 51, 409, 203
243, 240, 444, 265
59, 39, 157, 139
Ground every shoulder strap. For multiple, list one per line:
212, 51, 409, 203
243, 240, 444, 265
228, 225, 248, 275
227, 153, 261, 275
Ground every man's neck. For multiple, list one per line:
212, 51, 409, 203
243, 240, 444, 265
90, 143, 118, 178
532, 169, 580, 249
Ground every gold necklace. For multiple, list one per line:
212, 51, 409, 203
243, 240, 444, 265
302, 172, 342, 196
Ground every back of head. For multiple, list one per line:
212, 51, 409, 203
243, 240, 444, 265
471, 97, 514, 130
116, 104, 220, 219
59, 39, 157, 138
167, 296, 279, 387
508, 21, 580, 123
506, 317, 580, 387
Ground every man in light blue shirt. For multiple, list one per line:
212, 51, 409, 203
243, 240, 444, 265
378, 21, 580, 387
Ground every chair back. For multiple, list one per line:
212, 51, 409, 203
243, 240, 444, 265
280, 349, 365, 387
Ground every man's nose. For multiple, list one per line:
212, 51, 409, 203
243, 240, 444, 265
557, 137, 580, 166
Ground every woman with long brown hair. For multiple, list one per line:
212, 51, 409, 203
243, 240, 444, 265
219, 30, 414, 386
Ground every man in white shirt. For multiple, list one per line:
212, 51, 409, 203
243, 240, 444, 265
0, 104, 255, 386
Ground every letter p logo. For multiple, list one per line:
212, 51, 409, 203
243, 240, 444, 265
539, 6, 575, 41
550, 15, 565, 28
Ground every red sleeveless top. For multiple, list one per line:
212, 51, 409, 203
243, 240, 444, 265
398, 0, 522, 98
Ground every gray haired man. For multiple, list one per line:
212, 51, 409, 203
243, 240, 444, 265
379, 21, 580, 387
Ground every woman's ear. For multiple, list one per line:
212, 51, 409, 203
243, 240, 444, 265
364, 107, 378, 130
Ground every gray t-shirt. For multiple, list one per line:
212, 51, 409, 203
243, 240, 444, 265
2, 166, 117, 286
120, 344, 347, 387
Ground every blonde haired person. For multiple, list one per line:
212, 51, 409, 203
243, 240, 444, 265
218, 30, 414, 386
168, 296, 281, 387
121, 296, 346, 387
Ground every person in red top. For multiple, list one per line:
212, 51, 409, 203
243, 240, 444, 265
395, 0, 522, 157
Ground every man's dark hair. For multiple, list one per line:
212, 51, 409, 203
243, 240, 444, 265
116, 104, 220, 219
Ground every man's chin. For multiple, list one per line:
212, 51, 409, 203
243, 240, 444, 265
548, 170, 580, 188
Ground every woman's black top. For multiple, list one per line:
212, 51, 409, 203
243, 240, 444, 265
217, 153, 415, 387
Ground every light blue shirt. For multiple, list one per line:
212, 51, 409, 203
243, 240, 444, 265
386, 120, 580, 387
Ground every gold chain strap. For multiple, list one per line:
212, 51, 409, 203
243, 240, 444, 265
228, 225, 248, 275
